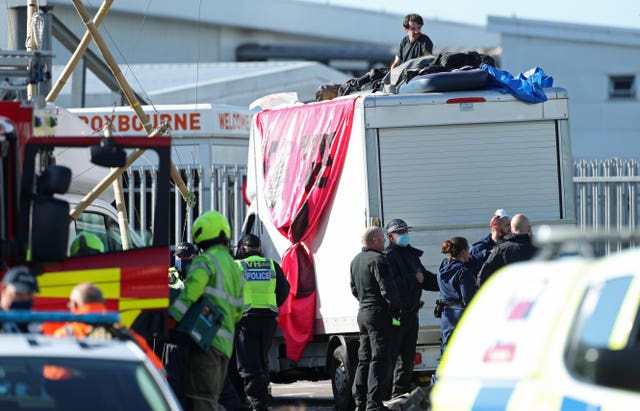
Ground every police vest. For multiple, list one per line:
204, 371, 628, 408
237, 256, 277, 312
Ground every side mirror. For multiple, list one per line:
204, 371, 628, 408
30, 196, 70, 262
90, 137, 126, 168
573, 345, 640, 392
30, 165, 71, 263
36, 165, 71, 195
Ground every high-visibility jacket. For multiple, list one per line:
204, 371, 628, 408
237, 255, 278, 313
169, 244, 244, 358
48, 303, 165, 373
168, 267, 184, 289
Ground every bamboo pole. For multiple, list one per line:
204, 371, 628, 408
46, 0, 113, 103
70, 123, 169, 220
103, 122, 131, 250
26, 0, 38, 101
69, 0, 191, 202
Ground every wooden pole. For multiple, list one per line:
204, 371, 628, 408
103, 122, 131, 250
26, 0, 38, 101
70, 0, 191, 202
70, 123, 169, 220
46, 0, 114, 103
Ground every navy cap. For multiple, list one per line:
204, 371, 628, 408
239, 234, 261, 248
385, 218, 411, 234
175, 242, 198, 258
2, 266, 39, 293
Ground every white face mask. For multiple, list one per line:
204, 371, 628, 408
396, 233, 410, 247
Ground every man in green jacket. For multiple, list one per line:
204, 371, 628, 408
169, 210, 244, 411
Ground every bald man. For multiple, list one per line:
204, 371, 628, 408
350, 226, 401, 411
476, 214, 538, 287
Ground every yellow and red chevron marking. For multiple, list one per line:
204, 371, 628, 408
34, 247, 169, 327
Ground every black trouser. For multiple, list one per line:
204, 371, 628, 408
183, 343, 229, 411
162, 342, 186, 404
352, 307, 392, 411
385, 312, 419, 398
235, 315, 277, 411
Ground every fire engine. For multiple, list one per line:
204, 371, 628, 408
1, 97, 172, 336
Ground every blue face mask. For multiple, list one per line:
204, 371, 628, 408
396, 233, 410, 247
175, 259, 192, 276
10, 300, 33, 310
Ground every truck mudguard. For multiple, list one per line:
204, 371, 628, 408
254, 97, 357, 361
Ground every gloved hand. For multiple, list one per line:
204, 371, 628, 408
392, 317, 401, 327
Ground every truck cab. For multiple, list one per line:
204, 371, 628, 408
1, 100, 172, 332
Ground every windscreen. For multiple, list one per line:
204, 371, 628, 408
0, 357, 171, 411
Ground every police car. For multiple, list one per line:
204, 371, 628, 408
0, 313, 182, 411
430, 232, 640, 410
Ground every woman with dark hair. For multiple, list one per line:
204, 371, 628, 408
437, 236, 479, 353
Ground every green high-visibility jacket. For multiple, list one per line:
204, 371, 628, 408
169, 244, 244, 358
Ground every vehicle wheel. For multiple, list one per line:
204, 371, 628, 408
330, 345, 355, 411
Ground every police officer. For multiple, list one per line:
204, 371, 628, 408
477, 213, 537, 287
0, 266, 39, 333
384, 218, 438, 399
234, 234, 290, 411
350, 226, 401, 411
169, 242, 199, 289
169, 210, 244, 411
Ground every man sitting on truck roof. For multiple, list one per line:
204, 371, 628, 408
390, 13, 434, 69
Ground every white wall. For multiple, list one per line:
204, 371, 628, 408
5, 0, 498, 64
489, 17, 640, 160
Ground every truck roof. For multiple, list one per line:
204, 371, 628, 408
361, 87, 568, 107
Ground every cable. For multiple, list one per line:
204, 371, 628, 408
195, 0, 202, 109
86, 0, 159, 117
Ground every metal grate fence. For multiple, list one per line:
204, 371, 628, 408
122, 164, 247, 247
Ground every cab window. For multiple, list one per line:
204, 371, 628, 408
71, 212, 145, 257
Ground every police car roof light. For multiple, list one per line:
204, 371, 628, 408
0, 310, 121, 324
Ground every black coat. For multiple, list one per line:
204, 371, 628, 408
350, 247, 401, 317
385, 243, 438, 316
477, 233, 537, 286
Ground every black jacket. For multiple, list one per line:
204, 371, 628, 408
477, 233, 537, 286
385, 243, 439, 315
350, 247, 401, 317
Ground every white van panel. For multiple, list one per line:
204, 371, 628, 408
378, 121, 561, 227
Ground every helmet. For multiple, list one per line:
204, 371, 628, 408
175, 242, 199, 258
238, 233, 261, 248
192, 210, 231, 245
70, 232, 105, 257
385, 218, 411, 234
2, 266, 39, 293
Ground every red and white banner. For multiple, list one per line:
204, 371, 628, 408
255, 97, 357, 361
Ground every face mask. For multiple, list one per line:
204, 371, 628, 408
175, 259, 191, 276
10, 300, 33, 310
396, 233, 410, 247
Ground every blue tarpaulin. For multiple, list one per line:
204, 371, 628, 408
481, 65, 554, 103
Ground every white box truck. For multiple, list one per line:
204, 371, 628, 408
242, 87, 575, 409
